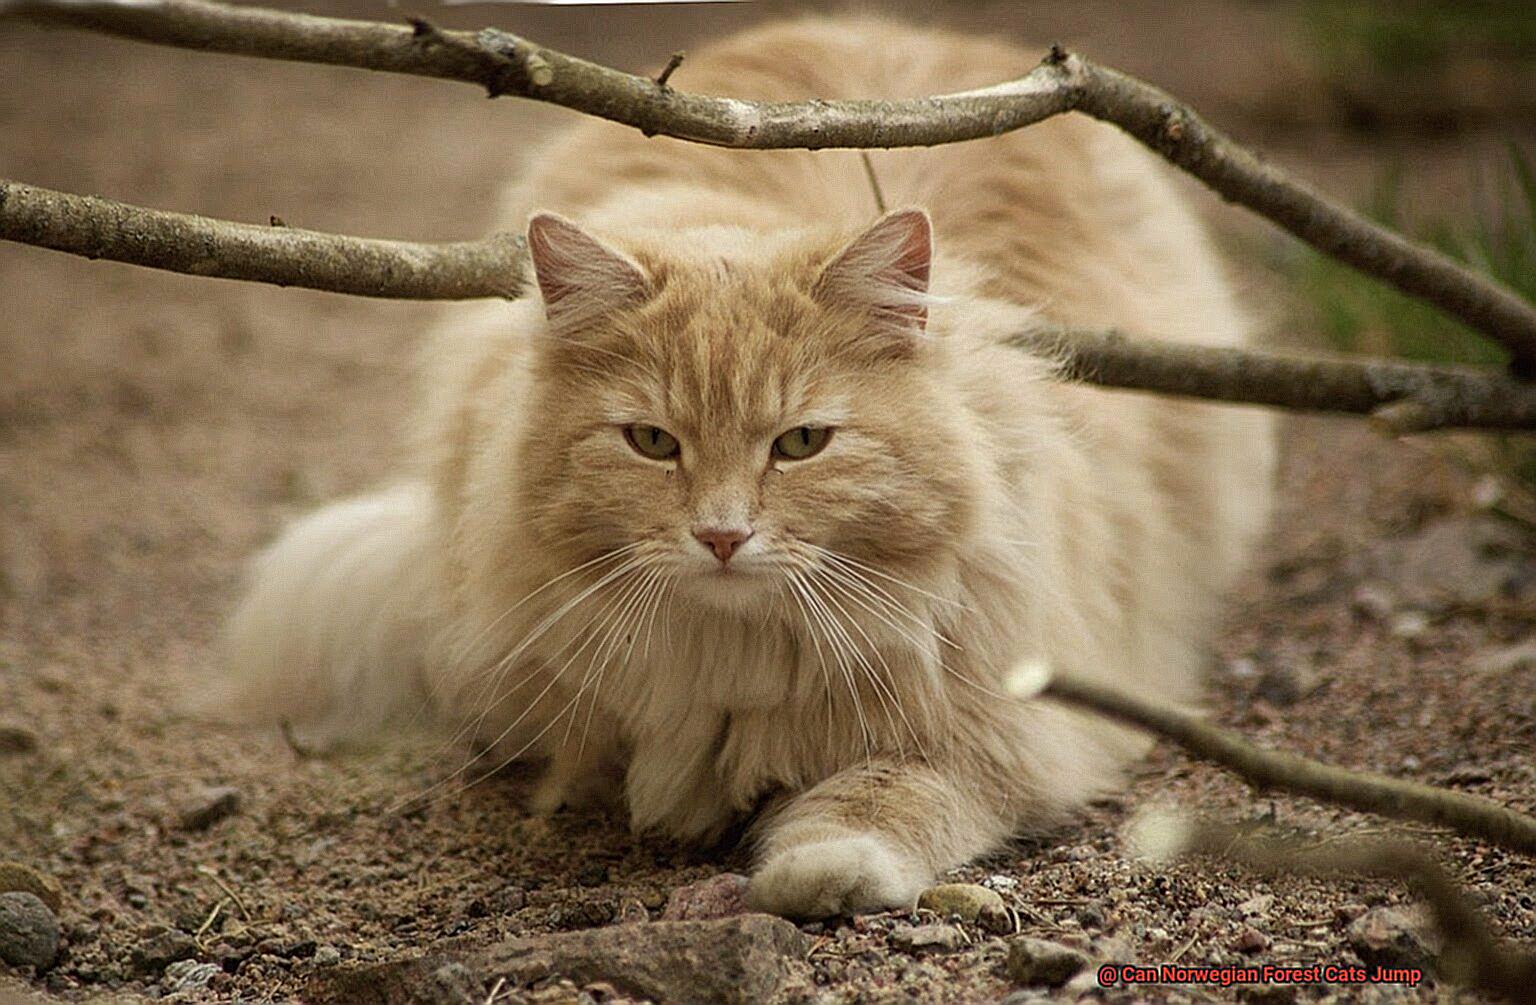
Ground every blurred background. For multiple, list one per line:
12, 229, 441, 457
1, 2, 1534, 1002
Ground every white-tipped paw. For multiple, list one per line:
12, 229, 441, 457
747, 833, 924, 919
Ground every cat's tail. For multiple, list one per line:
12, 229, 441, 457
197, 483, 442, 750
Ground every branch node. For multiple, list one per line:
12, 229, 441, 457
654, 50, 685, 90
1045, 43, 1068, 66
1370, 399, 1439, 437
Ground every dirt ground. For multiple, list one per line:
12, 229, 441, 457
2, 1, 1534, 1002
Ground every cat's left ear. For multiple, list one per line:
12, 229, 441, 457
526, 212, 651, 331
814, 209, 933, 333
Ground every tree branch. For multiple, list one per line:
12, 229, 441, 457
1017, 328, 1536, 432
1146, 820, 1536, 1003
1034, 674, 1536, 857
5, 176, 1534, 430
8, 0, 1536, 374
0, 179, 526, 299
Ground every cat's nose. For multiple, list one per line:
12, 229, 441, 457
693, 526, 754, 563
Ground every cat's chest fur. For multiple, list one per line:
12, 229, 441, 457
601, 604, 944, 840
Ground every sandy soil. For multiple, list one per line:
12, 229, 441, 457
1, 2, 1534, 1002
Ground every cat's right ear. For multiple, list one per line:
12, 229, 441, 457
525, 213, 651, 331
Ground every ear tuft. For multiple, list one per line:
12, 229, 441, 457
814, 209, 933, 332
526, 213, 650, 331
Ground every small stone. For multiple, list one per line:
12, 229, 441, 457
1347, 906, 1438, 971
163, 959, 220, 993
660, 873, 749, 921
1255, 659, 1316, 707
614, 897, 649, 925
0, 892, 58, 971
0, 863, 63, 912
1233, 926, 1270, 954
1006, 936, 1089, 987
0, 721, 37, 755
890, 923, 964, 953
917, 883, 1011, 933
1389, 611, 1430, 639
313, 945, 342, 966
1235, 893, 1273, 918
130, 928, 198, 974
177, 785, 243, 831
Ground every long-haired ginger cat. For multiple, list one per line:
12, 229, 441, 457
212, 17, 1273, 917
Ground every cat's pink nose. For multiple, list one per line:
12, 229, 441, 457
693, 526, 753, 563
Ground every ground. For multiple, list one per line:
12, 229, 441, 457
1, 1, 1533, 1003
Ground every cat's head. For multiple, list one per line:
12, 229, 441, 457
512, 209, 980, 614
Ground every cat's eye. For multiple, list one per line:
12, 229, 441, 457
772, 426, 832, 461
623, 424, 681, 460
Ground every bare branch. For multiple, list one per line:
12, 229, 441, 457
1039, 674, 1536, 856
5, 177, 1533, 429
9, 0, 1536, 374
1153, 821, 1536, 1003
0, 179, 526, 299
1017, 328, 1536, 432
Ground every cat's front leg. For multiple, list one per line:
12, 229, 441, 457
746, 759, 1012, 918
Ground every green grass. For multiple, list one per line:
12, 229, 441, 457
1291, 145, 1536, 368
1301, 0, 1536, 79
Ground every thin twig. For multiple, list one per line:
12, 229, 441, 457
9, 0, 1535, 373
1039, 674, 1536, 856
654, 50, 684, 89
196, 865, 254, 923
1160, 820, 1536, 1003
858, 151, 887, 215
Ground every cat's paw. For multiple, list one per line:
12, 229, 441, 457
746, 833, 925, 918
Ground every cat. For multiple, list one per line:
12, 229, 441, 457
210, 16, 1274, 918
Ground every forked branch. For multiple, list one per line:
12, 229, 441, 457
8, 0, 1536, 374
1035, 674, 1536, 857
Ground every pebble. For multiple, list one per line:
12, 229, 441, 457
313, 945, 342, 966
890, 923, 964, 954
0, 862, 63, 912
1347, 906, 1438, 971
0, 891, 59, 971
1232, 926, 1270, 954
1005, 936, 1089, 987
1235, 893, 1274, 918
1255, 659, 1316, 707
130, 928, 199, 974
177, 785, 243, 831
162, 959, 220, 993
0, 721, 37, 755
661, 873, 749, 921
917, 883, 1011, 933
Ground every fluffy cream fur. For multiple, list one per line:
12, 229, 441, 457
211, 17, 1274, 917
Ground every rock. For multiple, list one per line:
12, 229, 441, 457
313, 945, 342, 966
1233, 926, 1270, 954
177, 785, 243, 831
130, 928, 199, 974
890, 923, 964, 953
1347, 906, 1438, 972
660, 873, 749, 921
1389, 611, 1430, 639
0, 863, 63, 912
916, 882, 1012, 933
1236, 893, 1274, 918
1005, 936, 1089, 987
1257, 657, 1319, 706
1369, 516, 1532, 613
0, 721, 37, 755
163, 959, 220, 993
0, 892, 58, 971
309, 914, 808, 1005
